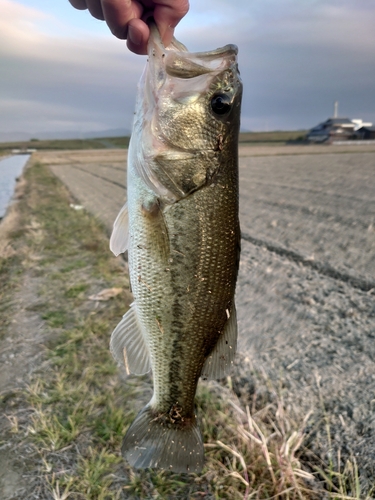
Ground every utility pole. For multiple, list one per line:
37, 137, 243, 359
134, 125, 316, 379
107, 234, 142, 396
333, 101, 338, 118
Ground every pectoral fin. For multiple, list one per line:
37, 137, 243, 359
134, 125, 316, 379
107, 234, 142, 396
110, 303, 151, 375
110, 202, 129, 256
141, 197, 170, 261
201, 304, 238, 380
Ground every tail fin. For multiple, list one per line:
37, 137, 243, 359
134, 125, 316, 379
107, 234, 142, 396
122, 405, 204, 473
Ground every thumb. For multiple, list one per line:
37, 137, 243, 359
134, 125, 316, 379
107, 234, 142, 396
153, 1, 189, 47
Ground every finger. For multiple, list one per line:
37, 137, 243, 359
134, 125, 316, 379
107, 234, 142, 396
101, 0, 143, 39
126, 18, 149, 55
153, 0, 189, 47
68, 0, 88, 10
84, 0, 105, 20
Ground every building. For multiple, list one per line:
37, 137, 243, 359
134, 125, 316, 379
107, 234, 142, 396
307, 118, 373, 143
355, 126, 375, 140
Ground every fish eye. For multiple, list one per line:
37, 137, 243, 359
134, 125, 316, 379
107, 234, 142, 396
211, 94, 231, 115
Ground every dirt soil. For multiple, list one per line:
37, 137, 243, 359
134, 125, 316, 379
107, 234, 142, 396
1, 145, 375, 496
0, 170, 48, 497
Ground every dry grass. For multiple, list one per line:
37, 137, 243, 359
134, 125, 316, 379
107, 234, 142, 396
0, 160, 369, 499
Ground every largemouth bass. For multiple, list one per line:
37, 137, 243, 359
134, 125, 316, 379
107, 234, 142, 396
110, 25, 242, 473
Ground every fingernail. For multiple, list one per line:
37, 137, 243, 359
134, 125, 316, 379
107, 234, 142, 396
128, 25, 142, 46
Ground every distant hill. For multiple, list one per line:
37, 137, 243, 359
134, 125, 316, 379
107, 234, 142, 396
0, 136, 131, 151
0, 128, 131, 143
0, 130, 309, 152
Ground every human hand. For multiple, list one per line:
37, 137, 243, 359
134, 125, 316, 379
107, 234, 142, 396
69, 0, 189, 55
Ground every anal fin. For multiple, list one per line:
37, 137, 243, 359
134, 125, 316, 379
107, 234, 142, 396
110, 303, 151, 375
201, 304, 238, 380
110, 202, 128, 256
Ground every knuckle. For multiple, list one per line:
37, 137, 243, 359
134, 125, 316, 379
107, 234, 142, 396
109, 24, 128, 40
179, 0, 190, 16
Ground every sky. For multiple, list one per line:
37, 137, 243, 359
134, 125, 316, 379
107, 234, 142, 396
1, 0, 375, 139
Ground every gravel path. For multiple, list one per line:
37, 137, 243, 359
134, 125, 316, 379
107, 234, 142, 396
37, 145, 375, 489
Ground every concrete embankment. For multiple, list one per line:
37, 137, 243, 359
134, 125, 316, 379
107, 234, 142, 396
34, 145, 375, 486
0, 154, 31, 218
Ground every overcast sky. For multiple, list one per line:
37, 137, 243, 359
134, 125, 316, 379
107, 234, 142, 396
1, 0, 375, 138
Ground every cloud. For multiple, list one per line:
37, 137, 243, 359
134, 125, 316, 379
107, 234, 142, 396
183, 0, 375, 129
0, 0, 144, 135
0, 0, 49, 54
1, 0, 375, 136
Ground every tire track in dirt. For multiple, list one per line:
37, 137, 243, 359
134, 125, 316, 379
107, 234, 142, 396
241, 231, 375, 292
70, 164, 126, 189
255, 199, 373, 231
241, 179, 375, 205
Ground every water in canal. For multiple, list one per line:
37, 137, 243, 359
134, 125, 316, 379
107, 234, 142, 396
0, 155, 31, 218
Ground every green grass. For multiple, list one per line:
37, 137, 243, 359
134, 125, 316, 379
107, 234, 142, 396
65, 283, 89, 299
0, 255, 21, 341
239, 130, 308, 144
0, 160, 369, 499
0, 136, 130, 152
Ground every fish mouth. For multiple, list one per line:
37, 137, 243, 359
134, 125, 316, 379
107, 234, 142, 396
147, 23, 238, 81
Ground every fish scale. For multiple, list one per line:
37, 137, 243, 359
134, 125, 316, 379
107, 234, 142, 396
109, 24, 242, 473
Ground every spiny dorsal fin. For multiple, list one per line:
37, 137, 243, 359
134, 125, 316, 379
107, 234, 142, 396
201, 304, 238, 380
110, 202, 128, 256
110, 303, 151, 375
